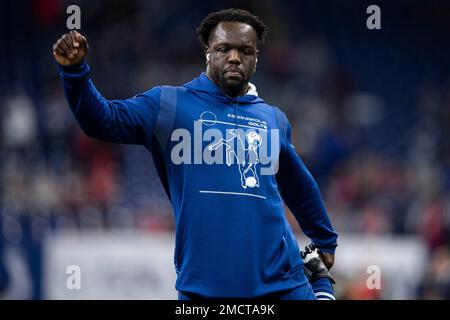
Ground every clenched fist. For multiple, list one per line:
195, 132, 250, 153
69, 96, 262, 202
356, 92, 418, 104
53, 30, 89, 66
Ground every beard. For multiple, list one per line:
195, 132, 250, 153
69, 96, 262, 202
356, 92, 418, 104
220, 74, 249, 98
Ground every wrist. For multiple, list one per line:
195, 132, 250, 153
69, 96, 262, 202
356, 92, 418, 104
58, 61, 90, 79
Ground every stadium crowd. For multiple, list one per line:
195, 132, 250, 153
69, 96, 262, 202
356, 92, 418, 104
1, 0, 449, 299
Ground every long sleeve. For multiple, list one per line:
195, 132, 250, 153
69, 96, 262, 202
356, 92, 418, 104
58, 62, 161, 146
276, 114, 338, 254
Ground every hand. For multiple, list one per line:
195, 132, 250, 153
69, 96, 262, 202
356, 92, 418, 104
52, 30, 89, 66
319, 252, 335, 270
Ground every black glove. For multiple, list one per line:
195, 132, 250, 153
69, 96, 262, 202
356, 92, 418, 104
301, 243, 335, 284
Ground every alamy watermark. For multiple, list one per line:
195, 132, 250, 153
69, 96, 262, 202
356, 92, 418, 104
66, 5, 81, 30
366, 5, 381, 30
66, 264, 81, 290
366, 264, 381, 290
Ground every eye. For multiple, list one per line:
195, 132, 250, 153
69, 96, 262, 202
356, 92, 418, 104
216, 47, 228, 52
241, 48, 253, 55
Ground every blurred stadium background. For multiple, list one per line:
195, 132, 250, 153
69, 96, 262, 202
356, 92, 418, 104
1, 0, 450, 299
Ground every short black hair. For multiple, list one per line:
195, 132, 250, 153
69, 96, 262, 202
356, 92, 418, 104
196, 8, 268, 47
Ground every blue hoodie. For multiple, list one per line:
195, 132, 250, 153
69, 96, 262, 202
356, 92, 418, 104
58, 62, 338, 298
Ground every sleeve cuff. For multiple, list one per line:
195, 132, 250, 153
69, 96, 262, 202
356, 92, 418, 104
318, 247, 337, 255
313, 241, 338, 255
58, 62, 90, 79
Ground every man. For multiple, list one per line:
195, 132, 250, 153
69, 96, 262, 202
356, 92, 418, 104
53, 8, 338, 299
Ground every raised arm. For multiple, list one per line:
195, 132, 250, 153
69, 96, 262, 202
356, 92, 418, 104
53, 30, 160, 145
275, 112, 338, 268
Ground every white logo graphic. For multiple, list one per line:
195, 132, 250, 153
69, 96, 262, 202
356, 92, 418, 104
208, 128, 262, 189
199, 111, 218, 126
170, 110, 280, 192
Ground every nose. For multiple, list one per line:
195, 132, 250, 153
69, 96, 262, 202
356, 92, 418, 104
228, 49, 241, 64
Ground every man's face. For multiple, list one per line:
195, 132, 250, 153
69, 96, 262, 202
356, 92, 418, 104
206, 21, 258, 97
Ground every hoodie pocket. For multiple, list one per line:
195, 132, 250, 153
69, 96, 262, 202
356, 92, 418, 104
284, 226, 303, 273
263, 233, 292, 282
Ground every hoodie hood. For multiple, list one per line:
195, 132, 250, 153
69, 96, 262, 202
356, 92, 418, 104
183, 73, 265, 105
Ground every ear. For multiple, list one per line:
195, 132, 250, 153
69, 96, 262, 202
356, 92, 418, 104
254, 50, 259, 72
205, 47, 210, 64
